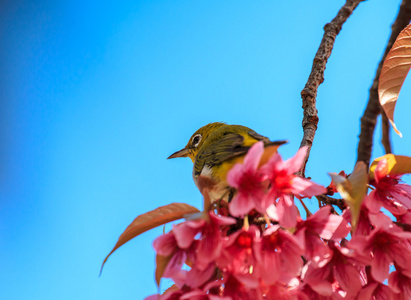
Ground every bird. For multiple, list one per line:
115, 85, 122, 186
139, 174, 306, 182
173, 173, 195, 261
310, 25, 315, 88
168, 122, 287, 206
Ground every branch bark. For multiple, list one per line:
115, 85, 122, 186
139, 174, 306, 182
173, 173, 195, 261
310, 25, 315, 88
356, 0, 411, 167
316, 195, 346, 211
299, 0, 365, 177
381, 111, 393, 154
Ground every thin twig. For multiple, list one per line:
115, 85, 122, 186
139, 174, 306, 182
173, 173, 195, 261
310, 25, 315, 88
298, 198, 312, 217
381, 111, 393, 154
299, 0, 365, 177
357, 0, 411, 167
316, 194, 346, 211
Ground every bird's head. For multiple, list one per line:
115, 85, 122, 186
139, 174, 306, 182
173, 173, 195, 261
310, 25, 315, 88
167, 122, 226, 162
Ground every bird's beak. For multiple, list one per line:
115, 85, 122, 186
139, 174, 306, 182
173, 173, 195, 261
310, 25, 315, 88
167, 148, 190, 159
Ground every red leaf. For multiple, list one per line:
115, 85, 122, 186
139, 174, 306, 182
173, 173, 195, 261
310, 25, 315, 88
378, 23, 411, 137
100, 202, 199, 274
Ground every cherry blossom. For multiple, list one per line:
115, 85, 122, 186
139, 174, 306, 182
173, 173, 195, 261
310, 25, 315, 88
367, 158, 411, 215
227, 141, 269, 216
348, 222, 411, 282
145, 151, 411, 299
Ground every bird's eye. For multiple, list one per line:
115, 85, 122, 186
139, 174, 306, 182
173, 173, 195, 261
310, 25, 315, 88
192, 134, 202, 147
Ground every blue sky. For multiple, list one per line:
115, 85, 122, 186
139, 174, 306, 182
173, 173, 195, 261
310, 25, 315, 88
1, 0, 410, 299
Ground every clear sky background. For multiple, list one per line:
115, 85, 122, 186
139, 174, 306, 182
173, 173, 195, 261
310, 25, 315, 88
1, 0, 410, 299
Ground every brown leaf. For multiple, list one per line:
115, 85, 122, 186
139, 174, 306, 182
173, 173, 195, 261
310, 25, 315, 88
100, 202, 199, 274
155, 254, 172, 286
162, 284, 179, 296
378, 23, 411, 137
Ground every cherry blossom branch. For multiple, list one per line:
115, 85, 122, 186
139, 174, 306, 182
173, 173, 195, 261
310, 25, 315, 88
381, 111, 392, 154
394, 221, 411, 232
316, 195, 346, 211
356, 0, 411, 167
299, 0, 365, 177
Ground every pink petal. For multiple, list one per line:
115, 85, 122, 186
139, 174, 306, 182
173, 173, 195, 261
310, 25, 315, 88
209, 211, 237, 226
388, 271, 402, 294
186, 263, 216, 289
163, 251, 187, 278
227, 163, 245, 188
266, 203, 279, 221
371, 250, 391, 282
333, 264, 363, 295
309, 205, 331, 229
277, 196, 297, 228
259, 251, 281, 285
144, 295, 161, 300
173, 220, 205, 249
180, 290, 205, 299
263, 224, 281, 236
243, 141, 264, 171
234, 273, 260, 289
290, 177, 326, 198
263, 153, 283, 175
284, 146, 307, 174
391, 189, 411, 209
368, 210, 393, 228
374, 159, 388, 183
321, 214, 350, 240
356, 283, 378, 300
208, 296, 232, 300
153, 232, 177, 256
229, 193, 255, 217
302, 262, 333, 296
364, 191, 383, 213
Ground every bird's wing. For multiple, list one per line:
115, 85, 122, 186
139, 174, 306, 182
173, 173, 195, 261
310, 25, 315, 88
194, 129, 287, 177
193, 133, 247, 176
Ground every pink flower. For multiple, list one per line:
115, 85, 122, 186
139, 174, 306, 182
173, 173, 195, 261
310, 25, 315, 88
254, 225, 304, 285
263, 147, 326, 227
266, 195, 299, 228
295, 206, 350, 267
342, 203, 392, 237
153, 231, 196, 285
265, 280, 310, 300
145, 279, 232, 300
348, 222, 411, 282
262, 146, 326, 200
298, 283, 346, 300
227, 142, 268, 216
396, 209, 411, 225
173, 211, 236, 270
222, 274, 264, 300
367, 158, 411, 215
354, 283, 395, 300
302, 242, 365, 297
388, 269, 411, 299
217, 225, 261, 287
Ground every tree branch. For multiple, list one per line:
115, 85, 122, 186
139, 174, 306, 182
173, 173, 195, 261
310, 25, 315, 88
299, 0, 365, 177
356, 0, 411, 167
381, 110, 393, 154
316, 195, 346, 211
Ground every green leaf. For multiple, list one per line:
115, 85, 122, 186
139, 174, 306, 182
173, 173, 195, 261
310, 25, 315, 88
329, 162, 367, 230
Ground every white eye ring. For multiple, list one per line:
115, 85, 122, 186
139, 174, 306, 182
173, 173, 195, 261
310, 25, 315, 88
192, 134, 202, 147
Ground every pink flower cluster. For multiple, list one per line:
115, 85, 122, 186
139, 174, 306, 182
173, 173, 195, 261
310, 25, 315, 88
147, 143, 411, 300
